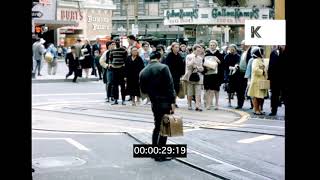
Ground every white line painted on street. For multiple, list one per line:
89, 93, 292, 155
32, 93, 105, 97
184, 128, 201, 132
65, 138, 90, 151
32, 138, 90, 151
237, 135, 275, 144
32, 100, 105, 106
32, 130, 124, 135
167, 139, 273, 179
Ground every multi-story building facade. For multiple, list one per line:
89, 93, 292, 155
56, 0, 116, 47
112, 0, 274, 46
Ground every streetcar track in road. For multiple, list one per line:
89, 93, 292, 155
31, 128, 280, 180
32, 108, 284, 137
126, 132, 274, 180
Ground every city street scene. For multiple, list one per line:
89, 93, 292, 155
32, 0, 286, 180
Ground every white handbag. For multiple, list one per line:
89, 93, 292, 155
203, 56, 218, 70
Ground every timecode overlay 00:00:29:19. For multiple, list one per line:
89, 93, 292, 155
133, 144, 187, 158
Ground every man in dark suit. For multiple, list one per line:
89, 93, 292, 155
91, 38, 101, 76
139, 51, 176, 161
92, 38, 101, 54
268, 45, 285, 116
65, 46, 80, 83
236, 40, 252, 109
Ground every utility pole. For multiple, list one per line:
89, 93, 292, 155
134, 0, 138, 25
126, 0, 129, 36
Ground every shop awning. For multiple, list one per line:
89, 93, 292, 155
33, 19, 78, 29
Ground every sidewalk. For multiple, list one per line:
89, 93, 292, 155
32, 58, 100, 83
215, 89, 285, 120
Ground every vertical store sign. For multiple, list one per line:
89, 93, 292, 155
86, 9, 112, 39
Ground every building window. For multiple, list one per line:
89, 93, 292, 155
156, 24, 159, 28
169, 2, 183, 9
145, 0, 159, 16
121, 0, 135, 16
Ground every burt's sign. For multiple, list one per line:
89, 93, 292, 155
60, 10, 84, 21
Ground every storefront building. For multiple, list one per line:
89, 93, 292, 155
32, 0, 77, 46
56, 0, 116, 47
164, 6, 274, 46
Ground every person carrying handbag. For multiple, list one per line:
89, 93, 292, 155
203, 40, 224, 110
182, 44, 204, 111
247, 47, 268, 115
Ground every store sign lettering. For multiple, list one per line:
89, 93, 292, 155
169, 18, 193, 24
88, 16, 109, 23
92, 24, 108, 31
212, 8, 259, 19
61, 10, 83, 21
166, 9, 198, 20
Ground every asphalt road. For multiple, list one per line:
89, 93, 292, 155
32, 82, 284, 180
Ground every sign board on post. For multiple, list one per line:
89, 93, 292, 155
164, 7, 271, 26
32, 11, 44, 18
39, 0, 52, 5
132, 24, 139, 36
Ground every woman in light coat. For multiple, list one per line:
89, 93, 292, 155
247, 47, 268, 115
183, 44, 204, 111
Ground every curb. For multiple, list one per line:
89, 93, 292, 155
32, 78, 100, 83
218, 107, 251, 124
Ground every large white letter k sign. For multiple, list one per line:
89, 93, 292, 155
245, 20, 286, 45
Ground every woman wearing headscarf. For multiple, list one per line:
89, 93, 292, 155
161, 42, 185, 108
247, 47, 268, 115
203, 40, 224, 110
223, 44, 241, 107
125, 47, 145, 106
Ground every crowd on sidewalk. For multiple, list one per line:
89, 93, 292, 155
94, 36, 287, 117
32, 35, 287, 117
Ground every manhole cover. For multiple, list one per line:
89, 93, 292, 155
32, 156, 86, 168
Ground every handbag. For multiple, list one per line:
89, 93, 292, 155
258, 80, 270, 90
189, 68, 200, 82
203, 56, 218, 70
44, 52, 53, 63
160, 114, 183, 137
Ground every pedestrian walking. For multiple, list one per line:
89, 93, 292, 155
81, 39, 93, 78
100, 41, 116, 102
203, 40, 224, 110
91, 38, 101, 76
223, 44, 241, 107
32, 38, 46, 77
182, 44, 204, 111
46, 43, 58, 75
74, 39, 83, 77
93, 50, 102, 80
139, 51, 176, 161
156, 44, 166, 62
247, 47, 268, 115
139, 42, 152, 66
109, 41, 128, 105
128, 35, 141, 55
179, 43, 188, 62
125, 47, 145, 106
65, 46, 80, 83
162, 42, 185, 108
